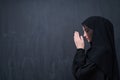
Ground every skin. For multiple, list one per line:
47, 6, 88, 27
74, 25, 93, 49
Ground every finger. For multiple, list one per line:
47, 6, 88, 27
74, 31, 80, 37
74, 31, 78, 35
74, 31, 78, 37
75, 31, 79, 32
81, 36, 84, 41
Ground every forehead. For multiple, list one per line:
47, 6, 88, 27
82, 25, 89, 30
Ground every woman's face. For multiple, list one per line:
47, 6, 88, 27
82, 26, 93, 42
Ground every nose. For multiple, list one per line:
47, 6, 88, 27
83, 32, 86, 38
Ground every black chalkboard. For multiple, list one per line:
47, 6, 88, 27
0, 0, 120, 80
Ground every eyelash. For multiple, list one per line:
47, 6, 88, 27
86, 30, 89, 32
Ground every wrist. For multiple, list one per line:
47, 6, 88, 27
77, 47, 84, 49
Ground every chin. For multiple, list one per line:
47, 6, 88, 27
87, 40, 90, 42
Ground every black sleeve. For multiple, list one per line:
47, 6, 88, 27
72, 49, 97, 80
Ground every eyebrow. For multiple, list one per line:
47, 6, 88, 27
84, 28, 88, 31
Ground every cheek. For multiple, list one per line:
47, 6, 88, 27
87, 32, 91, 39
88, 32, 93, 40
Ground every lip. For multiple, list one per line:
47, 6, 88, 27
86, 38, 88, 40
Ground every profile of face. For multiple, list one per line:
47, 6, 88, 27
82, 26, 93, 42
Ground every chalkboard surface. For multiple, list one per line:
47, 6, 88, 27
0, 0, 120, 80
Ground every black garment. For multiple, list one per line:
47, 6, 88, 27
72, 16, 119, 80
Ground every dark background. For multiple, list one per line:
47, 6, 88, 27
0, 0, 120, 80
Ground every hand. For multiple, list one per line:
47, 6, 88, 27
74, 31, 85, 49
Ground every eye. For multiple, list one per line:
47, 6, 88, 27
85, 29, 89, 32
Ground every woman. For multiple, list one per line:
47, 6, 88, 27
72, 16, 119, 80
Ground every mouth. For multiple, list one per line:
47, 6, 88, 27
86, 38, 88, 40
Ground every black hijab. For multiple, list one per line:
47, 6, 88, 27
81, 16, 119, 80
